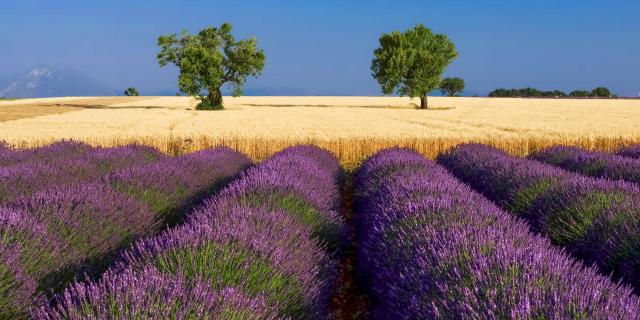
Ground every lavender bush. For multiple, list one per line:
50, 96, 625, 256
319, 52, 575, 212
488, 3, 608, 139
120, 207, 332, 318
109, 147, 252, 226
34, 266, 276, 320
0, 144, 163, 204
0, 208, 71, 279
0, 142, 15, 166
1, 145, 251, 318
40, 145, 343, 319
530, 145, 640, 185
198, 145, 344, 249
617, 145, 640, 160
0, 161, 90, 204
439, 144, 640, 291
0, 183, 158, 319
0, 245, 39, 319
357, 148, 640, 318
83, 144, 164, 172
1, 208, 64, 318
0, 141, 93, 167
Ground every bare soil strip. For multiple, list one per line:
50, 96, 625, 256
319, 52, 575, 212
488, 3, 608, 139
0, 104, 83, 122
331, 171, 370, 319
0, 97, 154, 122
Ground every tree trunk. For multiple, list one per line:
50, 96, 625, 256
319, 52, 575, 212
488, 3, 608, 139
420, 95, 428, 109
207, 88, 223, 109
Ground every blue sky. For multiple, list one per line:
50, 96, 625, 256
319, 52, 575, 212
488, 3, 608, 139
1, 0, 638, 96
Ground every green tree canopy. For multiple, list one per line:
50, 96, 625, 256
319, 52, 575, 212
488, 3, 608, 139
490, 88, 567, 98
371, 24, 458, 109
591, 87, 612, 98
124, 87, 139, 96
440, 77, 465, 97
569, 90, 591, 98
157, 23, 265, 110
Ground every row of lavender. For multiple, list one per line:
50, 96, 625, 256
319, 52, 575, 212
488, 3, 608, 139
0, 142, 251, 318
618, 145, 640, 160
438, 144, 640, 293
36, 146, 345, 319
529, 145, 640, 186
0, 141, 163, 204
355, 148, 640, 318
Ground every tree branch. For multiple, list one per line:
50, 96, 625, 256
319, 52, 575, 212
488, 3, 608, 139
221, 69, 234, 84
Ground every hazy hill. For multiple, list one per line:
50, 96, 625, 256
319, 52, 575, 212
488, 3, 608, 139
0, 67, 117, 98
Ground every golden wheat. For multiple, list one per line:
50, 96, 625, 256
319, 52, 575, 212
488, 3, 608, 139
2, 96, 639, 168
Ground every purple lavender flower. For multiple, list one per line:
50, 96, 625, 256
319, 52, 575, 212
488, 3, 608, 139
50, 145, 344, 319
108, 147, 252, 225
439, 143, 640, 292
617, 145, 640, 160
0, 142, 258, 314
357, 148, 640, 318
265, 145, 342, 178
8, 182, 159, 293
22, 141, 93, 159
0, 161, 87, 204
0, 143, 164, 204
1, 145, 250, 317
194, 145, 345, 249
34, 266, 277, 320
0, 141, 93, 167
84, 144, 164, 171
118, 206, 334, 318
0, 142, 15, 166
531, 145, 640, 185
204, 163, 342, 235
0, 244, 40, 319
0, 207, 72, 278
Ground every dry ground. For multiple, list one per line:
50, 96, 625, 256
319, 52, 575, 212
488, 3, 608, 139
0, 104, 82, 122
2, 96, 639, 166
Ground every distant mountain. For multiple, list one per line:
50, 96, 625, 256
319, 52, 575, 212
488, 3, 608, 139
0, 67, 117, 98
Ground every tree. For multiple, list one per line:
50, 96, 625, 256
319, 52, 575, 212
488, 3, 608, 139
569, 90, 591, 98
157, 23, 265, 110
522, 87, 542, 97
489, 87, 568, 98
440, 77, 465, 97
371, 24, 458, 109
549, 90, 567, 97
489, 88, 508, 97
591, 87, 612, 98
124, 87, 139, 96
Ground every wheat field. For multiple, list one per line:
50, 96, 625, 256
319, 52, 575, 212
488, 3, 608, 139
1, 96, 639, 167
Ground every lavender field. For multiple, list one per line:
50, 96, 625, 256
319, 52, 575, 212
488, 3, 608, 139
2, 141, 640, 319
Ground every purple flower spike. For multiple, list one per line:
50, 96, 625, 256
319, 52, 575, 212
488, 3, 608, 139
617, 145, 640, 160
34, 266, 277, 320
1, 144, 252, 317
0, 244, 40, 319
531, 145, 640, 185
120, 206, 334, 318
0, 142, 163, 204
439, 143, 640, 292
357, 148, 640, 318
192, 144, 345, 249
40, 145, 342, 319
108, 146, 252, 225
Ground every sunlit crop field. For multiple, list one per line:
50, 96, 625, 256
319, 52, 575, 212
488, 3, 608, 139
2, 96, 639, 167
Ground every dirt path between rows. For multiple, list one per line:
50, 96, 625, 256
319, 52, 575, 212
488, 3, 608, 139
331, 170, 370, 319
